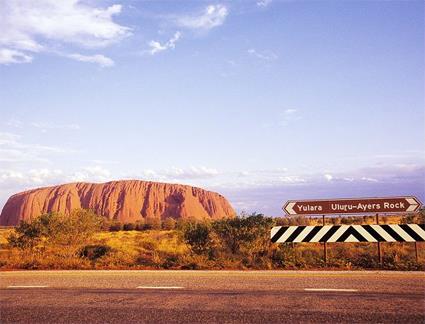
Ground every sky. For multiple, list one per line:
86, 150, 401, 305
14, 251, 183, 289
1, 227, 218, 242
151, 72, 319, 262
0, 0, 424, 216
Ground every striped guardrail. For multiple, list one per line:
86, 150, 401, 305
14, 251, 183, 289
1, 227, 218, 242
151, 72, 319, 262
271, 224, 425, 243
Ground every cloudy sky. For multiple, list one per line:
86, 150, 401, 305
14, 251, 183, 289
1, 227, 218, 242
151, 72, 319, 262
0, 0, 424, 215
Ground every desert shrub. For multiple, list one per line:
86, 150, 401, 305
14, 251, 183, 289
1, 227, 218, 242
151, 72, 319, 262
8, 221, 44, 250
182, 214, 275, 268
276, 216, 311, 226
100, 219, 112, 231
401, 212, 424, 224
300, 246, 322, 265
176, 217, 203, 230
340, 217, 352, 225
109, 222, 123, 231
270, 244, 299, 269
179, 254, 212, 270
213, 214, 274, 257
8, 209, 102, 256
95, 249, 137, 269
183, 222, 214, 255
136, 252, 156, 267
138, 238, 159, 251
135, 219, 146, 231
123, 223, 135, 231
330, 217, 340, 225
80, 244, 112, 261
163, 217, 177, 230
144, 217, 162, 230
1, 249, 92, 270
160, 253, 180, 269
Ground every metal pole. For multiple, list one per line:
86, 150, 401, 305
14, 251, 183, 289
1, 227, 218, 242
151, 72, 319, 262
376, 213, 382, 266
323, 215, 327, 265
415, 242, 419, 263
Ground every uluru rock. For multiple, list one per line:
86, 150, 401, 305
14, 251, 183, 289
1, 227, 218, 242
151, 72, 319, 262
0, 180, 236, 226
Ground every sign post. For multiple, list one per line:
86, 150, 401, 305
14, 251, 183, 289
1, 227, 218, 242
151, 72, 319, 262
415, 242, 419, 263
376, 213, 382, 266
322, 215, 327, 265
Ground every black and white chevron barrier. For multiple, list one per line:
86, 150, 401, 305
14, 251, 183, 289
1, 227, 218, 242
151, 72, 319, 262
271, 224, 425, 243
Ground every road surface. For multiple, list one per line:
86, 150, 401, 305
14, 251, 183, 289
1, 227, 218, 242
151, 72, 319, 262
1, 270, 424, 323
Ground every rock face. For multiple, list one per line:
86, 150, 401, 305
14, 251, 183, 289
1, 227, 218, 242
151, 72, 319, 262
0, 180, 236, 226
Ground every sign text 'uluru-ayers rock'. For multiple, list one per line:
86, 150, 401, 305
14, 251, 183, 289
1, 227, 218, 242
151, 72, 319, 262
0, 180, 236, 226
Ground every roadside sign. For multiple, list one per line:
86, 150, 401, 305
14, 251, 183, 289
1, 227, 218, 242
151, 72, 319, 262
283, 196, 422, 215
271, 224, 425, 243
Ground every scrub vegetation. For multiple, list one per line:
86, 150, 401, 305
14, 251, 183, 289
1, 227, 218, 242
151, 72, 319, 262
0, 209, 423, 270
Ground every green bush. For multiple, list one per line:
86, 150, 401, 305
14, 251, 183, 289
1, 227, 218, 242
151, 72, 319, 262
213, 214, 274, 257
8, 209, 102, 256
183, 222, 213, 255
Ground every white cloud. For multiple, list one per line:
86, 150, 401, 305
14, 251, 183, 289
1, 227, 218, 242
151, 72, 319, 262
280, 176, 305, 183
148, 31, 181, 55
0, 132, 21, 145
361, 177, 379, 183
324, 174, 333, 181
176, 5, 228, 31
0, 169, 25, 183
0, 166, 112, 187
6, 120, 81, 131
0, 132, 75, 163
31, 122, 81, 131
70, 166, 112, 182
28, 168, 64, 184
284, 109, 297, 114
6, 118, 24, 128
257, 0, 272, 7
279, 109, 301, 126
0, 48, 32, 64
167, 166, 219, 179
66, 53, 114, 67
136, 166, 220, 181
248, 48, 278, 61
0, 1, 130, 65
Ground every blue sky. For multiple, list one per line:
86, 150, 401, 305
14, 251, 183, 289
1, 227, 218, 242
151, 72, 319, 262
0, 0, 424, 215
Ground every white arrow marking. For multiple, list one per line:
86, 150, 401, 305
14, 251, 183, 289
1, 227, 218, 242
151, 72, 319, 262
304, 288, 358, 292
136, 286, 184, 289
406, 198, 419, 212
8, 285, 48, 288
285, 202, 297, 214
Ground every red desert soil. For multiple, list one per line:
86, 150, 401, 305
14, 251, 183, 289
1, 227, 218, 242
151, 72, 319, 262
0, 180, 236, 226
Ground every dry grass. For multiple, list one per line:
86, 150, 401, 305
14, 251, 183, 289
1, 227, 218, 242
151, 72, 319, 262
0, 229, 13, 246
0, 214, 423, 270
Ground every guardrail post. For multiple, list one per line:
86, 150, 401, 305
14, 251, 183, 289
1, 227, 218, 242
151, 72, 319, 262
376, 213, 382, 267
415, 242, 419, 263
323, 215, 327, 265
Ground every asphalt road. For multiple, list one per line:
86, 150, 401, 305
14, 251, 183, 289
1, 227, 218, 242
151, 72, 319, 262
1, 270, 424, 323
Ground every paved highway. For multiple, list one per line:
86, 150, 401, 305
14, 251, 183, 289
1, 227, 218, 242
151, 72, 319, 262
1, 270, 424, 323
